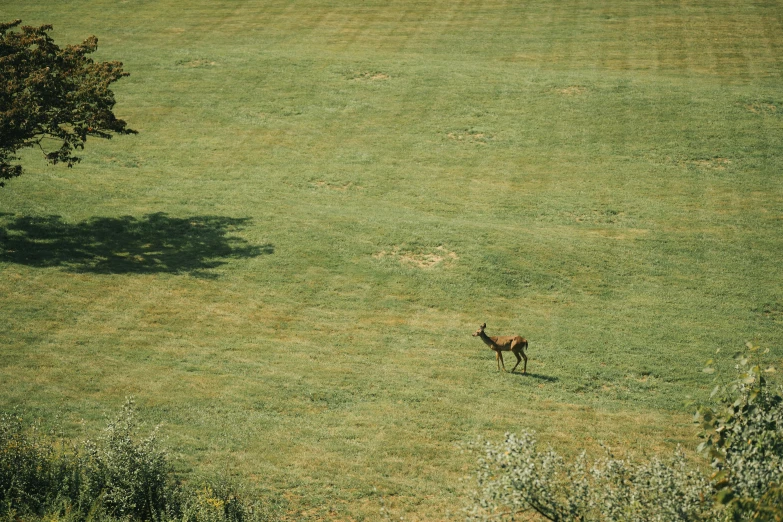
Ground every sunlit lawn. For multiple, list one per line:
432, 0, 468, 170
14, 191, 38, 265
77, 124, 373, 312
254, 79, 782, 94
2, 1, 782, 519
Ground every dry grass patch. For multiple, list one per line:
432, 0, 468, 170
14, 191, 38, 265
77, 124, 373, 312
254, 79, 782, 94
746, 101, 778, 114
349, 71, 390, 81
312, 180, 359, 191
586, 228, 649, 240
374, 246, 458, 269
558, 85, 587, 96
176, 58, 217, 67
686, 157, 732, 170
446, 130, 492, 144
569, 208, 626, 225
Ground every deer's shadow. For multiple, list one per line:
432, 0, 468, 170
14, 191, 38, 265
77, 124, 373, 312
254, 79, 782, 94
513, 371, 558, 382
0, 212, 273, 277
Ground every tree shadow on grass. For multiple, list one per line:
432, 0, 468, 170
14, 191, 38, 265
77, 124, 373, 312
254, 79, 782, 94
0, 212, 273, 277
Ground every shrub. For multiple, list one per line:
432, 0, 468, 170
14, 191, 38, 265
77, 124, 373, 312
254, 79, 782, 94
0, 399, 276, 522
80, 398, 173, 520
469, 344, 783, 521
696, 344, 783, 521
469, 432, 712, 521
0, 412, 82, 519
178, 478, 272, 522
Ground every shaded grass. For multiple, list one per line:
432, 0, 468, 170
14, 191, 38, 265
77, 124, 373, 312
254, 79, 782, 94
0, 213, 272, 275
2, 0, 783, 519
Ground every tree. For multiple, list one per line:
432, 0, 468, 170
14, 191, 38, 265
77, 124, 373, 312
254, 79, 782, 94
0, 20, 136, 187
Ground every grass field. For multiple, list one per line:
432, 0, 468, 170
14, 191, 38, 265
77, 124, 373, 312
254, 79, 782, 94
2, 0, 783, 519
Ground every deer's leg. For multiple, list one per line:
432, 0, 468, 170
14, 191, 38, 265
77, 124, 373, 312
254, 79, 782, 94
496, 351, 506, 371
511, 349, 522, 373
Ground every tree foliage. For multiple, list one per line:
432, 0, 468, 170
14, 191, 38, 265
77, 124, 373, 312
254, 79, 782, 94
697, 344, 783, 521
0, 19, 135, 186
470, 345, 783, 521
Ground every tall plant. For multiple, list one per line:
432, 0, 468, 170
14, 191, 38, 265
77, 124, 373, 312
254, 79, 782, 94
0, 399, 276, 522
82, 398, 172, 520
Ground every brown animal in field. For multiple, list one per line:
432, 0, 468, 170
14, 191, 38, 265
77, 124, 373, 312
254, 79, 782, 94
472, 323, 528, 373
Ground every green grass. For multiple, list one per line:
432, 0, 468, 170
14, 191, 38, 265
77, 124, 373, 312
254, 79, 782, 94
2, 0, 783, 519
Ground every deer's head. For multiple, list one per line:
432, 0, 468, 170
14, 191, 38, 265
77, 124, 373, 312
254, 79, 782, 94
472, 323, 487, 337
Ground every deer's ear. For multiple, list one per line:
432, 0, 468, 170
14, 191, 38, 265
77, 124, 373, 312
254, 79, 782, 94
481, 323, 486, 328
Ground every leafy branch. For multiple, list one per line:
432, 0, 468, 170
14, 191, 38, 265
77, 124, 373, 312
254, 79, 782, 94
0, 19, 136, 186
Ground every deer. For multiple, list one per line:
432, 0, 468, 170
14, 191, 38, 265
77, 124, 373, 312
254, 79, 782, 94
473, 323, 528, 373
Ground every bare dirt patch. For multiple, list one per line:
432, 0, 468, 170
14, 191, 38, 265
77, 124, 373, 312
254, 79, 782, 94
374, 246, 458, 269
